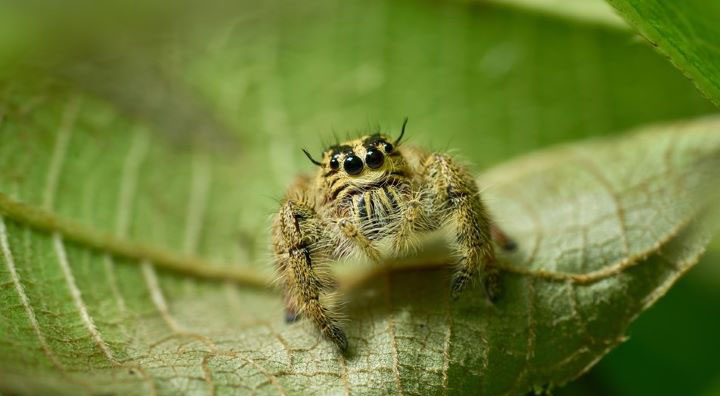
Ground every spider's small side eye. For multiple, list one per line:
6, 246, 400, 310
383, 142, 394, 153
344, 155, 364, 175
365, 148, 384, 169
329, 156, 340, 170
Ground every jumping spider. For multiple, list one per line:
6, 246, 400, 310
272, 119, 515, 351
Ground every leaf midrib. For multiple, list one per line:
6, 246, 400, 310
0, 191, 271, 288
0, 175, 699, 293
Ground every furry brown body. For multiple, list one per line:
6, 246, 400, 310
271, 122, 514, 351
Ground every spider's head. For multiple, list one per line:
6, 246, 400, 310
302, 118, 409, 201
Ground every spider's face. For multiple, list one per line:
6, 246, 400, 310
325, 134, 398, 175
316, 134, 408, 203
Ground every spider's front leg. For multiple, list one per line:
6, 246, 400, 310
421, 153, 503, 301
272, 200, 348, 351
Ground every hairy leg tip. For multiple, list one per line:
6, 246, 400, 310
503, 239, 517, 252
329, 326, 348, 352
285, 311, 300, 323
450, 278, 466, 300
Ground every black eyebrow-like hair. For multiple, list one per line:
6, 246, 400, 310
326, 144, 354, 155
362, 134, 387, 145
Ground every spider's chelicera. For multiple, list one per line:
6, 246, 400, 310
273, 119, 515, 352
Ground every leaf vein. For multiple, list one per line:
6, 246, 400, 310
0, 217, 64, 370
53, 233, 116, 364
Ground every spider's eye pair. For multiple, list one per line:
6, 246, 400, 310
329, 141, 391, 175
335, 149, 385, 175
352, 148, 385, 174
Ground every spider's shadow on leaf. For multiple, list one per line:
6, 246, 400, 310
338, 263, 518, 360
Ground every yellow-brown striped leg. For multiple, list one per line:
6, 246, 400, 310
421, 153, 501, 301
450, 197, 500, 301
287, 248, 347, 350
337, 218, 382, 264
273, 200, 347, 351
390, 189, 425, 253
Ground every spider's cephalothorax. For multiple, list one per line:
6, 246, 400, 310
272, 119, 515, 352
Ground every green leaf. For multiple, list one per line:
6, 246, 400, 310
605, 0, 720, 107
485, 0, 628, 29
0, 0, 719, 394
0, 85, 718, 394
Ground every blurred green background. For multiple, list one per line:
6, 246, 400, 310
1, 0, 719, 394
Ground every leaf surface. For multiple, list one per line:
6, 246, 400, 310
1, 0, 719, 395
0, 85, 718, 394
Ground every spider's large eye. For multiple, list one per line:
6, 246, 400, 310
365, 148, 384, 169
343, 155, 364, 175
383, 142, 394, 153
329, 155, 340, 170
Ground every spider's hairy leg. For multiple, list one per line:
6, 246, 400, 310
391, 192, 425, 253
337, 217, 382, 264
283, 293, 301, 323
390, 145, 434, 253
272, 199, 348, 351
421, 153, 501, 301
